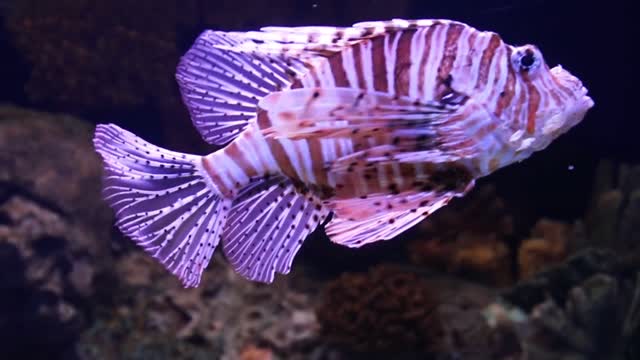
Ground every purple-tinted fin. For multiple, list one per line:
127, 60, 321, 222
222, 179, 329, 283
176, 30, 307, 145
93, 124, 229, 288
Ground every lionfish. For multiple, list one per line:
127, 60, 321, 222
94, 19, 594, 287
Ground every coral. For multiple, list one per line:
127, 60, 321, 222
316, 264, 443, 356
580, 159, 640, 253
239, 345, 273, 360
518, 218, 572, 279
408, 184, 516, 286
485, 248, 640, 359
0, 105, 113, 358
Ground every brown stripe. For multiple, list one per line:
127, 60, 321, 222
371, 34, 389, 92
201, 157, 231, 196
256, 109, 272, 130
290, 78, 304, 89
495, 47, 516, 117
475, 33, 501, 90
437, 23, 464, 81
328, 51, 350, 87
417, 25, 437, 96
513, 83, 528, 129
308, 138, 328, 186
543, 73, 564, 107
523, 73, 541, 134
465, 30, 478, 68
393, 29, 416, 97
267, 138, 299, 181
352, 42, 366, 89
486, 45, 504, 105
224, 141, 257, 179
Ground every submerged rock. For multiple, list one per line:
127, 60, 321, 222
0, 105, 113, 358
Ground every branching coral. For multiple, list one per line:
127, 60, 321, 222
580, 159, 640, 253
485, 248, 640, 359
316, 264, 443, 355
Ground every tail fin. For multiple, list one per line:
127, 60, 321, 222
93, 124, 230, 288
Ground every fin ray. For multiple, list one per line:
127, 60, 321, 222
326, 190, 463, 247
176, 31, 307, 145
222, 179, 329, 282
94, 124, 230, 288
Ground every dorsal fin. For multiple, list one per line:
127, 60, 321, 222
176, 19, 458, 146
176, 31, 308, 145
227, 19, 448, 58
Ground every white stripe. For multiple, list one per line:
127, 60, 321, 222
317, 60, 336, 88
301, 71, 317, 88
422, 24, 447, 102
391, 162, 404, 189
251, 125, 281, 173
408, 28, 427, 100
296, 140, 316, 183
321, 138, 337, 163
341, 47, 360, 89
236, 133, 264, 175
221, 152, 250, 186
377, 163, 389, 190
360, 41, 375, 92
278, 138, 304, 179
385, 31, 402, 96
338, 138, 353, 155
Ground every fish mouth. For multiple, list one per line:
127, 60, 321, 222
550, 65, 594, 108
537, 65, 594, 137
550, 65, 593, 101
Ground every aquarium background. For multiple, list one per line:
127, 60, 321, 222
0, 1, 636, 359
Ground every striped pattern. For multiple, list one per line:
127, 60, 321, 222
245, 20, 512, 189
95, 18, 593, 286
189, 18, 592, 241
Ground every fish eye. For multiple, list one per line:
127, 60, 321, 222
512, 46, 541, 74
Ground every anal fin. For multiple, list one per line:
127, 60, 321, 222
222, 177, 330, 282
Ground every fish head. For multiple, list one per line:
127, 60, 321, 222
502, 44, 594, 155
